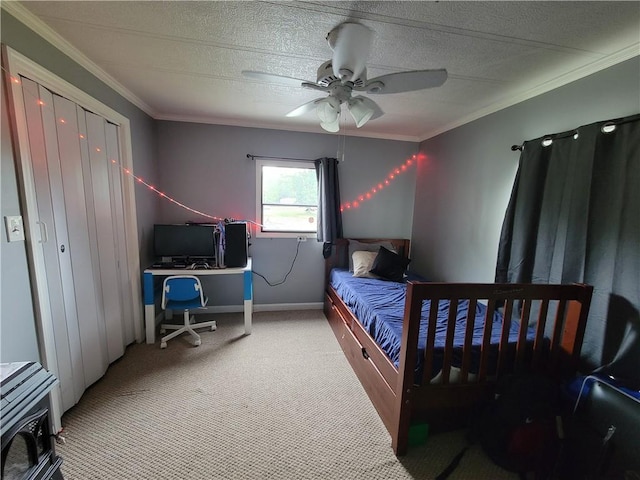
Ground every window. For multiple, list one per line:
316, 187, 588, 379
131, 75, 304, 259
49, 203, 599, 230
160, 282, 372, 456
255, 159, 318, 238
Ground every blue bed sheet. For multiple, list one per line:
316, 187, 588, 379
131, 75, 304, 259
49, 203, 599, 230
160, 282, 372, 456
330, 268, 536, 381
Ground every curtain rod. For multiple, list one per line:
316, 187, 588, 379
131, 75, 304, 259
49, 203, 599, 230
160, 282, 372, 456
246, 154, 317, 162
510, 113, 640, 154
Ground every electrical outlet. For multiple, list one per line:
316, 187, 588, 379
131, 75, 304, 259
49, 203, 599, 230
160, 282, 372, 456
296, 236, 307, 242
5, 215, 25, 242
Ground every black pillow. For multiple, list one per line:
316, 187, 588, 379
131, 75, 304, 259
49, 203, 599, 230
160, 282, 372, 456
369, 246, 410, 282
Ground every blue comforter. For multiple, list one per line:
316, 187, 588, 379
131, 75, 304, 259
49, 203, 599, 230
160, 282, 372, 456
330, 268, 535, 381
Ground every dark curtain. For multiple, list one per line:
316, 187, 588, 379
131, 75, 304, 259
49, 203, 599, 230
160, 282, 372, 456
315, 157, 343, 258
496, 114, 640, 377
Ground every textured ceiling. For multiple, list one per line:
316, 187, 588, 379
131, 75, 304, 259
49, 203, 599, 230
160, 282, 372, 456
6, 1, 639, 141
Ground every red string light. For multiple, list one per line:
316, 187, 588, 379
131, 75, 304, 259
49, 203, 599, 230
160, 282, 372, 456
11, 80, 224, 224
108, 158, 228, 222
340, 154, 421, 212
18, 73, 415, 224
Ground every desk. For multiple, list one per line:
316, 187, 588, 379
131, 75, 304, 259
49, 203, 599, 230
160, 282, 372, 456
143, 258, 252, 344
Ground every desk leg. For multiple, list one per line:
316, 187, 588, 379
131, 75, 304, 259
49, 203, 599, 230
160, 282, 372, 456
244, 270, 253, 334
144, 272, 155, 344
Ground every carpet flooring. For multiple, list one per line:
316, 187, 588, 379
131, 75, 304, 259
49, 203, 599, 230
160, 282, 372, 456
57, 310, 517, 479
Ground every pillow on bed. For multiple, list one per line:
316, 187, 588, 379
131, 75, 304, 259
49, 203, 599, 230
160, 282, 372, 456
348, 240, 396, 271
352, 251, 380, 278
369, 246, 410, 282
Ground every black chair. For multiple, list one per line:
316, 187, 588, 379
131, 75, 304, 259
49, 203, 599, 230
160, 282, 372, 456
559, 376, 640, 479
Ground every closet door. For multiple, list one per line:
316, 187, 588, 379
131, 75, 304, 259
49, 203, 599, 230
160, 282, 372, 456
5, 47, 142, 433
19, 76, 129, 412
22, 78, 85, 410
54, 94, 109, 387
84, 111, 125, 362
105, 122, 135, 345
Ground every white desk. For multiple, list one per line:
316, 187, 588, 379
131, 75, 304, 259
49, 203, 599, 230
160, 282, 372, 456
143, 258, 252, 344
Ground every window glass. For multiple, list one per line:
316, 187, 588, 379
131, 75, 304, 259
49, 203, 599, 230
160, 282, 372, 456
256, 160, 317, 237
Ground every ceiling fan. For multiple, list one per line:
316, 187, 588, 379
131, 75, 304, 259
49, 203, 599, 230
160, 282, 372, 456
242, 22, 447, 132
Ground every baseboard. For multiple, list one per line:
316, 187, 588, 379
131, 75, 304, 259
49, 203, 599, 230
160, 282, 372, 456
166, 302, 324, 316
255, 302, 323, 312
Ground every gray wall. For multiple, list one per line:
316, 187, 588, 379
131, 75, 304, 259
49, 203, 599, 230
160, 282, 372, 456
412, 56, 640, 282
156, 121, 417, 305
0, 12, 157, 362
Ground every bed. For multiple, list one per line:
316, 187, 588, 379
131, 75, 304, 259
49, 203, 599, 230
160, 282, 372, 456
323, 238, 593, 455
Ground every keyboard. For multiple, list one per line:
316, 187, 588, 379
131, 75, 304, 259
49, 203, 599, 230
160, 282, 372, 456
150, 260, 215, 269
150, 262, 186, 269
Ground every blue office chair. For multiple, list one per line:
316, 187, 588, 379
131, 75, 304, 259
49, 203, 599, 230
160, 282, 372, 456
159, 275, 216, 349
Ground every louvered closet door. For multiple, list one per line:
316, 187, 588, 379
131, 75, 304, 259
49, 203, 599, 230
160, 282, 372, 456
22, 78, 86, 410
81, 110, 125, 362
21, 77, 128, 411
105, 123, 135, 345
55, 95, 109, 385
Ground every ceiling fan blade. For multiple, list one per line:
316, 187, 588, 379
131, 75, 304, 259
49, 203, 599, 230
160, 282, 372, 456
363, 69, 448, 94
242, 70, 311, 88
286, 99, 324, 117
301, 82, 331, 93
328, 22, 373, 82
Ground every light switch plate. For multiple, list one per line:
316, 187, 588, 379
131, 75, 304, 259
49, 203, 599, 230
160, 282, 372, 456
5, 215, 25, 242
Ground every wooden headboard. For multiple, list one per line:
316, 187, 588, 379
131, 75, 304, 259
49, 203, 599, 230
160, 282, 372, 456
324, 238, 411, 283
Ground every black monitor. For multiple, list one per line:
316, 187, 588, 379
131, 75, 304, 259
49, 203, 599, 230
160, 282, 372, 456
153, 224, 216, 259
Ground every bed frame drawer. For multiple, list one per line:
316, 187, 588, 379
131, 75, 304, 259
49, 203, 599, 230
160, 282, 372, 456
324, 291, 397, 433
325, 289, 398, 386
324, 292, 349, 335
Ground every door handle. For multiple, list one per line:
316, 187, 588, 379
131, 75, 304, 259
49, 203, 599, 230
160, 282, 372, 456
37, 220, 48, 243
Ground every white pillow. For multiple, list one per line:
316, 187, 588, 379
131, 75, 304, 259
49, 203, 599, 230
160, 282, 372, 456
348, 240, 396, 271
352, 251, 380, 278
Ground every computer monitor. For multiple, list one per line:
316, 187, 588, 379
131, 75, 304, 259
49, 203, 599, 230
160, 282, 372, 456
153, 224, 216, 259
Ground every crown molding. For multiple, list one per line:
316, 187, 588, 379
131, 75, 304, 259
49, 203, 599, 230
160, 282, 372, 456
419, 45, 640, 142
2, 1, 156, 117
154, 112, 421, 143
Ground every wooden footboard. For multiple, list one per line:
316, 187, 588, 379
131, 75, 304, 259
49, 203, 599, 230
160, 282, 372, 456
395, 281, 592, 454
323, 239, 593, 456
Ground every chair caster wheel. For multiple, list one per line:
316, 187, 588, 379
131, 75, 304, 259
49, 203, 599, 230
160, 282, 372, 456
194, 339, 201, 347
160, 342, 167, 349
210, 323, 217, 331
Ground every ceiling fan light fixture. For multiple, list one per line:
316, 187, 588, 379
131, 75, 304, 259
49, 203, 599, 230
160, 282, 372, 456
320, 118, 340, 132
316, 96, 341, 124
347, 97, 375, 128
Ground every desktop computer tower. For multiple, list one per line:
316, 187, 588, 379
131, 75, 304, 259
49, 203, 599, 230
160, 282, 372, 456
225, 222, 248, 267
